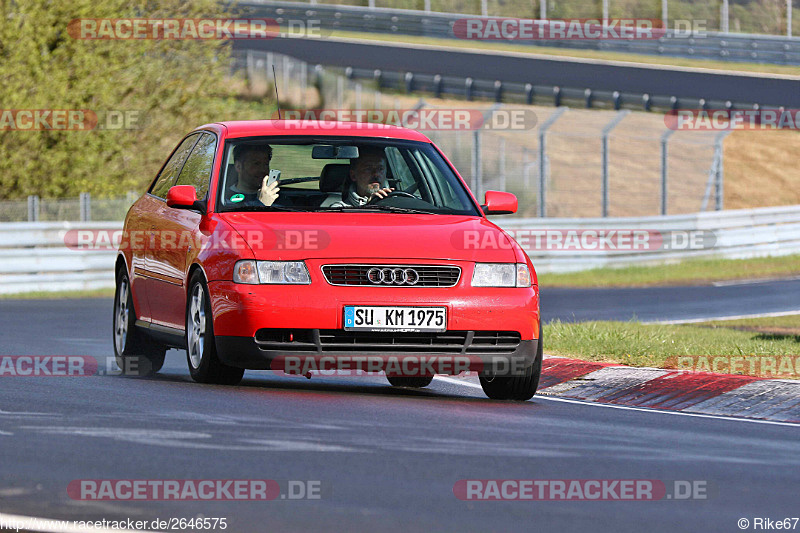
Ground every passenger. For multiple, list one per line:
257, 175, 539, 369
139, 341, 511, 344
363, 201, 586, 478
228, 144, 280, 206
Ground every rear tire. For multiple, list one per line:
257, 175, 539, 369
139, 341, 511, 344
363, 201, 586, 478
113, 270, 166, 376
386, 375, 434, 388
479, 325, 542, 401
186, 271, 244, 386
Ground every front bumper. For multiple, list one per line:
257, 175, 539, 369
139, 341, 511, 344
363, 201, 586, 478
216, 332, 538, 376
208, 279, 540, 340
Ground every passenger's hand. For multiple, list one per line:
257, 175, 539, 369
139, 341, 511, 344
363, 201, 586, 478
258, 178, 280, 206
368, 187, 394, 202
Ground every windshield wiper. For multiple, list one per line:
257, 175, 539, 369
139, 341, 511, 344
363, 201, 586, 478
226, 205, 305, 212
360, 204, 439, 214
312, 205, 438, 214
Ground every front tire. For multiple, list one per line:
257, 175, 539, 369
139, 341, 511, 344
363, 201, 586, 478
479, 326, 542, 401
113, 270, 166, 376
186, 272, 244, 385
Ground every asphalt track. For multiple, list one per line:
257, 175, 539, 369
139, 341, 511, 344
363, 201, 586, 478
235, 36, 800, 108
1, 281, 799, 531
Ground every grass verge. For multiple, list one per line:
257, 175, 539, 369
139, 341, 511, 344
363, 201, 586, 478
0, 288, 115, 300
697, 315, 800, 336
545, 318, 800, 378
537, 254, 800, 288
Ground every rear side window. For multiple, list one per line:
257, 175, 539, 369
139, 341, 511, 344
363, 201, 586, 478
150, 134, 200, 199
174, 133, 216, 199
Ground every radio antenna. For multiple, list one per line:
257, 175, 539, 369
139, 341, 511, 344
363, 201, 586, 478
272, 65, 282, 120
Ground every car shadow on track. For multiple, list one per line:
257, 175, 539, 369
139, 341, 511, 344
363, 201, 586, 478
112, 367, 540, 405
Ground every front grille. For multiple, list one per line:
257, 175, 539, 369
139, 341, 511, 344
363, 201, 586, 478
254, 329, 521, 354
319, 330, 469, 353
322, 264, 461, 287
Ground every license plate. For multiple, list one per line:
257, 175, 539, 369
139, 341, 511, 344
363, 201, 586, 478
344, 306, 447, 332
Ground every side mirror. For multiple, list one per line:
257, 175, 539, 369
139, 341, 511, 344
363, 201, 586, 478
482, 191, 517, 215
166, 185, 204, 213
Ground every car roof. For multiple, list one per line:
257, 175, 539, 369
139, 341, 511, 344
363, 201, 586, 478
198, 120, 433, 142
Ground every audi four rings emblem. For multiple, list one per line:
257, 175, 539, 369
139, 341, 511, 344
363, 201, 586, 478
367, 267, 420, 285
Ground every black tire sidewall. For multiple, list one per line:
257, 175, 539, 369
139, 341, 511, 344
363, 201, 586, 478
186, 272, 213, 382
114, 270, 165, 376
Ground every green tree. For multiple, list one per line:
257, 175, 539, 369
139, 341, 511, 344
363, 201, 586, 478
0, 0, 240, 199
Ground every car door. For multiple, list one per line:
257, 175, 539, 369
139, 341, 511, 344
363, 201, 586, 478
147, 132, 217, 329
132, 134, 200, 322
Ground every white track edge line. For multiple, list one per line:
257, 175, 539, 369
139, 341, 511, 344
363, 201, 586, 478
646, 309, 800, 324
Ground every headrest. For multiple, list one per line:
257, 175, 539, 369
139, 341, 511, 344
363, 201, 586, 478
319, 164, 350, 193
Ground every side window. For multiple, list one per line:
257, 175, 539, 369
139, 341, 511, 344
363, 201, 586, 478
386, 147, 415, 190
150, 134, 200, 199
174, 133, 216, 199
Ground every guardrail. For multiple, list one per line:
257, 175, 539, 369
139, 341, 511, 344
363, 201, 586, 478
2, 205, 799, 293
502, 204, 800, 272
242, 1, 800, 65
0, 222, 118, 294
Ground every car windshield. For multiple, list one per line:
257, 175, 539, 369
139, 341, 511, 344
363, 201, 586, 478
216, 137, 480, 215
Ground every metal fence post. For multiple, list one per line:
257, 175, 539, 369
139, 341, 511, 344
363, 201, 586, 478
498, 137, 506, 191
246, 50, 254, 86
471, 130, 482, 200
540, 0, 546, 20
424, 0, 431, 13
523, 149, 531, 188
715, 130, 731, 210
788, 0, 793, 38
481, 0, 488, 17
27, 195, 39, 222
721, 0, 729, 33
601, 110, 630, 217
300, 60, 308, 107
660, 129, 675, 215
538, 107, 568, 217
282, 54, 289, 97
80, 193, 91, 222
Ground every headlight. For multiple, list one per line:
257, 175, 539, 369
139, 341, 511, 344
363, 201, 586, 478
472, 263, 531, 287
233, 260, 311, 285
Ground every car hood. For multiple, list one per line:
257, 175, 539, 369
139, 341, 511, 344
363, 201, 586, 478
218, 212, 520, 262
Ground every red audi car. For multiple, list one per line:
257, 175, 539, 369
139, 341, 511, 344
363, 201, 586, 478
113, 120, 541, 400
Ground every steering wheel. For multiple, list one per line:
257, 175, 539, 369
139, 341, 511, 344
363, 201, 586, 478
368, 190, 417, 204
384, 191, 416, 199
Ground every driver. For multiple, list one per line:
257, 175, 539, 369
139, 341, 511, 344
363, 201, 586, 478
329, 147, 394, 207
